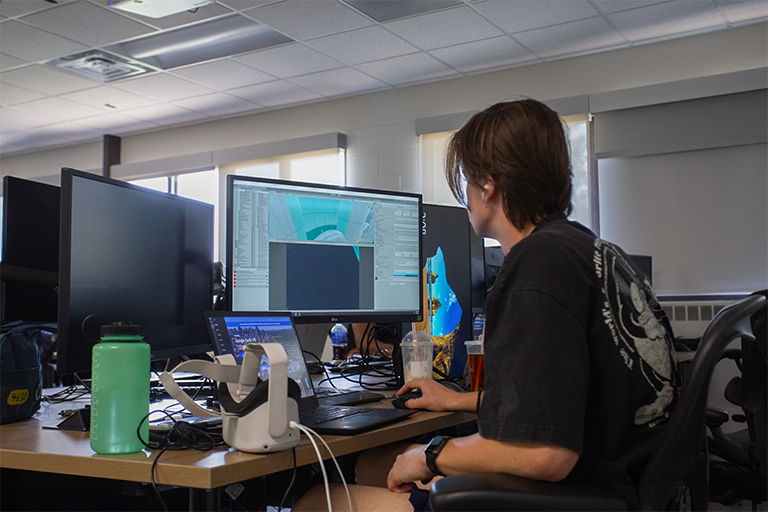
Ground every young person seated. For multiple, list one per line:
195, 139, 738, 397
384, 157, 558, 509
292, 98, 680, 512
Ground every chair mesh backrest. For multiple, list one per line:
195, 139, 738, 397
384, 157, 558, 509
745, 291, 767, 462
636, 294, 766, 511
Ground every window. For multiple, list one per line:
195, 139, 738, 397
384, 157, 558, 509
220, 147, 345, 186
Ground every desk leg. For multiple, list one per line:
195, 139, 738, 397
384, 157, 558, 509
189, 488, 218, 512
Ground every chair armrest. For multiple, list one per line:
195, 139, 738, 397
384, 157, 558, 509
429, 473, 628, 511
706, 407, 729, 427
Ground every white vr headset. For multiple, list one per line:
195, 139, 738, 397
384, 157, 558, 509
160, 343, 300, 453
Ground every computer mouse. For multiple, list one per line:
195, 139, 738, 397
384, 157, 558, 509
392, 391, 422, 409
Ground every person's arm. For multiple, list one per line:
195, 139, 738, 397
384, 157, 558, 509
386, 434, 579, 492
396, 377, 477, 412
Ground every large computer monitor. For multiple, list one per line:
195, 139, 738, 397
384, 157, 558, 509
57, 169, 215, 375
1, 176, 59, 323
225, 175, 423, 324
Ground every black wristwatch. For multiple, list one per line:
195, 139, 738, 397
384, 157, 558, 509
424, 435, 451, 476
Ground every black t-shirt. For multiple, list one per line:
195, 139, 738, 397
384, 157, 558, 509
478, 213, 679, 509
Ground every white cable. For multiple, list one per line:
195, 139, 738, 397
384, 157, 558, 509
291, 421, 332, 512
290, 421, 354, 512
299, 423, 353, 512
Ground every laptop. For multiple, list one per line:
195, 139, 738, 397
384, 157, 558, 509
205, 311, 415, 435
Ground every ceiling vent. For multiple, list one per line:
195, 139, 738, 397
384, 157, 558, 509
46, 51, 155, 82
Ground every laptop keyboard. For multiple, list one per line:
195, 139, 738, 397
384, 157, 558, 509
314, 388, 356, 398
300, 405, 373, 425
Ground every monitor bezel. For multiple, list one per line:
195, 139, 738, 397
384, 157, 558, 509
225, 175, 423, 325
57, 168, 215, 375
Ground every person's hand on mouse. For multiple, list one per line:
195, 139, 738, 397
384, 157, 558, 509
397, 378, 476, 412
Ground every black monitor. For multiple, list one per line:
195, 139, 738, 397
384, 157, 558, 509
1, 176, 59, 323
225, 175, 423, 324
484, 246, 504, 294
628, 254, 652, 285
57, 169, 214, 375
413, 203, 484, 379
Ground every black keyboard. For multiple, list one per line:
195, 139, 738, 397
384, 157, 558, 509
314, 388, 355, 398
300, 405, 372, 425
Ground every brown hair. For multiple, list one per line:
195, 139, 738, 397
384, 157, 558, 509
445, 99, 573, 231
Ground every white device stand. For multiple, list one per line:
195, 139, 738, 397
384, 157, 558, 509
159, 343, 300, 453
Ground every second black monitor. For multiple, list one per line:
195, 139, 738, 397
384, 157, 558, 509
1, 176, 59, 323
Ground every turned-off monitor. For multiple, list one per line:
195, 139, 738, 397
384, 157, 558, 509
57, 169, 214, 375
226, 176, 423, 324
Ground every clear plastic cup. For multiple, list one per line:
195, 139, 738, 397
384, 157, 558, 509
401, 331, 434, 382
464, 340, 485, 392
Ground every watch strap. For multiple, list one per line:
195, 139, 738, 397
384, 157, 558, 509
425, 435, 451, 476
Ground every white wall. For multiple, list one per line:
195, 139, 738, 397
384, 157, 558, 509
1, 22, 766, 296
2, 22, 766, 187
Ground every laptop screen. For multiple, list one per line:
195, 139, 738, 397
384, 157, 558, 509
205, 312, 314, 399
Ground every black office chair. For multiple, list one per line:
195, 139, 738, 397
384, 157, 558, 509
706, 290, 767, 507
429, 294, 766, 512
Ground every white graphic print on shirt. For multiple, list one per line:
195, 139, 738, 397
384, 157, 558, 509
594, 238, 676, 428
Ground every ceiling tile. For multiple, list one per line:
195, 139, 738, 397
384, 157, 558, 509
248, 0, 373, 40
288, 67, 390, 97
307, 26, 418, 65
11, 97, 106, 121
343, 0, 464, 22
609, 0, 726, 42
355, 53, 458, 86
169, 59, 275, 90
21, 0, 155, 47
0, 20, 90, 62
0, 106, 61, 131
229, 80, 324, 107
120, 2, 235, 30
473, 0, 600, 33
112, 73, 215, 102
0, 65, 98, 95
0, 0, 67, 18
172, 92, 266, 116
60, 86, 160, 111
0, 53, 28, 71
234, 43, 345, 78
716, 0, 768, 23
0, 83, 45, 106
591, 1, 669, 15
383, 6, 503, 50
121, 103, 210, 126
72, 112, 160, 133
430, 36, 538, 73
514, 17, 628, 59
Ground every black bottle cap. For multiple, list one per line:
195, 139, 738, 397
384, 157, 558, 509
100, 322, 143, 337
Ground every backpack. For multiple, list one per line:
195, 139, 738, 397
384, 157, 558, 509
0, 322, 54, 424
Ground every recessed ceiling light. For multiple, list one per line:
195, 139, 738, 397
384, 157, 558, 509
343, 0, 464, 22
110, 0, 213, 19
104, 14, 293, 70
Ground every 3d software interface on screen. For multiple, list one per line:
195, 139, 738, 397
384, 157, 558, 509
231, 180, 421, 316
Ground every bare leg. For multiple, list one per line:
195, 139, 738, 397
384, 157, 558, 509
291, 483, 413, 512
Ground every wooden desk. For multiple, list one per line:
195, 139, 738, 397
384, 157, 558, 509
0, 392, 475, 491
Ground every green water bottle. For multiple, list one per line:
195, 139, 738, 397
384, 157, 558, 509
90, 322, 150, 455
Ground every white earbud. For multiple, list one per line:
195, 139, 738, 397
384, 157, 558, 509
481, 184, 490, 200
